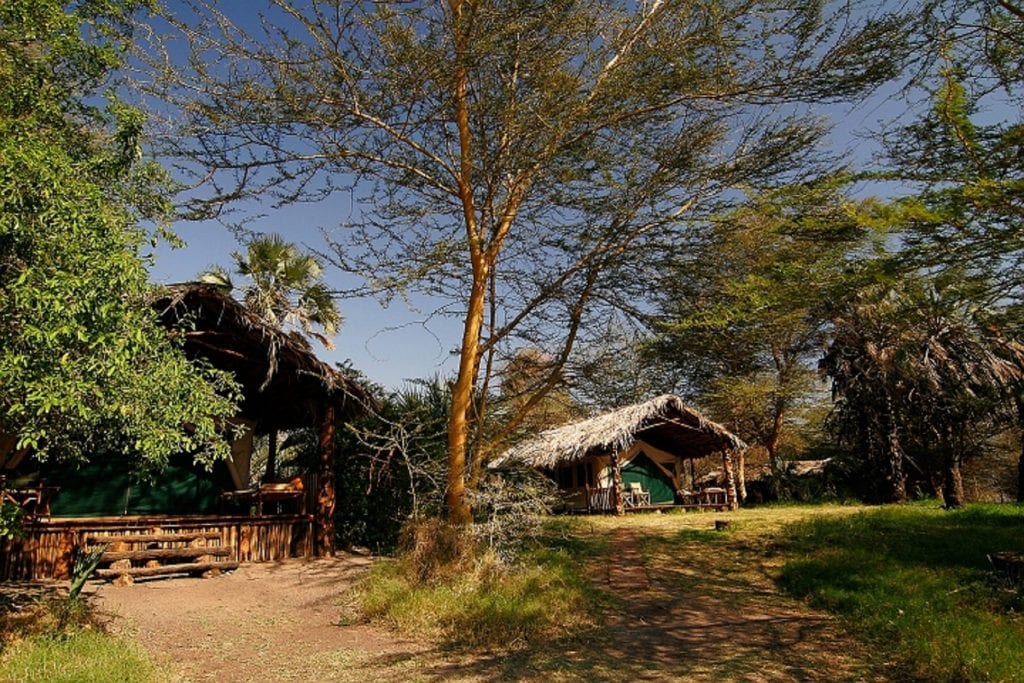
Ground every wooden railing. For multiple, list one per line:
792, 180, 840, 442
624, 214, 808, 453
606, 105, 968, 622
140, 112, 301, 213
0, 514, 313, 581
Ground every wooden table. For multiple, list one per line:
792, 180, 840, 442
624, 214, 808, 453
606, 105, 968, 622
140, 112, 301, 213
222, 488, 304, 515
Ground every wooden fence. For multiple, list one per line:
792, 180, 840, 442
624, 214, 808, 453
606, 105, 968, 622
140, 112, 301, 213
0, 514, 313, 581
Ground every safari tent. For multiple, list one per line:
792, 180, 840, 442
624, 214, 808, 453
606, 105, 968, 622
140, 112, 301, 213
491, 395, 746, 514
1, 283, 372, 580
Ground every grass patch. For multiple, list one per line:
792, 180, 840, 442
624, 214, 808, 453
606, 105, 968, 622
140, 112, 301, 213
777, 504, 1024, 682
1, 587, 160, 683
354, 517, 606, 649
0, 630, 160, 683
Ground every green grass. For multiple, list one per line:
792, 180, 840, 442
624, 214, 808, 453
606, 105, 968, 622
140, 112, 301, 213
355, 519, 607, 649
0, 629, 160, 683
777, 503, 1024, 682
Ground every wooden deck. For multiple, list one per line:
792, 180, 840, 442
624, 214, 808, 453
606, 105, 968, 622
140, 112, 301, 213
0, 513, 313, 581
559, 486, 733, 514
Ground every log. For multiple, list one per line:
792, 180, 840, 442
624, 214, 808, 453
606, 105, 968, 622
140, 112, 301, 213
85, 532, 221, 545
112, 573, 134, 587
101, 547, 231, 563
95, 561, 239, 580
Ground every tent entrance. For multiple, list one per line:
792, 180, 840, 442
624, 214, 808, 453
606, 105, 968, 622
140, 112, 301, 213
620, 452, 675, 504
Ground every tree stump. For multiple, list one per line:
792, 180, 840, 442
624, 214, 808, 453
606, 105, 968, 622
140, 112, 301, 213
989, 552, 1024, 584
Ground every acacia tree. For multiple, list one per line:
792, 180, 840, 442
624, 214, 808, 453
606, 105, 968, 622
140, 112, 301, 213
0, 0, 238, 469
876, 0, 1024, 499
147, 0, 910, 522
647, 180, 879, 496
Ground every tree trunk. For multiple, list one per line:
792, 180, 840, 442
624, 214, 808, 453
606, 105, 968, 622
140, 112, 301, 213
723, 450, 739, 511
445, 271, 487, 526
264, 428, 278, 482
609, 450, 624, 516
881, 396, 907, 503
943, 450, 965, 509
735, 448, 747, 502
315, 405, 336, 557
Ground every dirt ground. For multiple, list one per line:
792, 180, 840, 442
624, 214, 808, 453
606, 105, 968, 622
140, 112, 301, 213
92, 508, 880, 682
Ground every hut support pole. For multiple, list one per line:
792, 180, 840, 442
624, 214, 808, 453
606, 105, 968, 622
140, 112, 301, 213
736, 448, 747, 502
610, 451, 625, 516
315, 405, 336, 556
265, 428, 278, 482
722, 449, 738, 511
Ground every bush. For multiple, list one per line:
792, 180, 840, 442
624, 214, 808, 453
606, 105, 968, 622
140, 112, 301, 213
354, 516, 601, 649
397, 517, 477, 584
471, 469, 557, 562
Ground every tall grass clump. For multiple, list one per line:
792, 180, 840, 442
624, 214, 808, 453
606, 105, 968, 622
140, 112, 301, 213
354, 516, 601, 649
0, 630, 159, 683
777, 504, 1024, 681
1, 579, 159, 682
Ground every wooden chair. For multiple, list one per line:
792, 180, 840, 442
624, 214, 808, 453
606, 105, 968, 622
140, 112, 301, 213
626, 482, 651, 508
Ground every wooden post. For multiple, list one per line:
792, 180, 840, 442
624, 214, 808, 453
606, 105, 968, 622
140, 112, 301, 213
265, 428, 278, 482
315, 404, 336, 556
610, 450, 625, 516
736, 447, 747, 502
722, 450, 738, 511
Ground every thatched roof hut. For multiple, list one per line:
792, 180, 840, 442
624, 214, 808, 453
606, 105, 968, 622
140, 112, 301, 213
150, 282, 375, 555
152, 283, 373, 431
492, 394, 744, 469
491, 395, 745, 514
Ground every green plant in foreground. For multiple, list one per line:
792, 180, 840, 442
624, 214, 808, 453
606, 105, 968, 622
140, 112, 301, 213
0, 500, 24, 542
355, 518, 604, 649
69, 544, 108, 601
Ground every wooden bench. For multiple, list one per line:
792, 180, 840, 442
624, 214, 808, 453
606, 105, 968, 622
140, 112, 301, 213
85, 530, 239, 585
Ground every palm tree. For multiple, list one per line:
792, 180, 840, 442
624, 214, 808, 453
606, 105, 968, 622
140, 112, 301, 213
201, 234, 342, 481
823, 278, 1024, 507
201, 233, 341, 349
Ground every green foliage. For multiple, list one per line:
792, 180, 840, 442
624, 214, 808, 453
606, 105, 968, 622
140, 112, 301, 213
69, 544, 108, 601
886, 1, 1024, 303
777, 505, 1024, 682
0, 499, 24, 541
200, 233, 341, 349
650, 179, 881, 471
0, 0, 239, 467
821, 276, 1024, 503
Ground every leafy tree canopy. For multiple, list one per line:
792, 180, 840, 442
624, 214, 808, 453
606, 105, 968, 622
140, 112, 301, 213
0, 0, 239, 468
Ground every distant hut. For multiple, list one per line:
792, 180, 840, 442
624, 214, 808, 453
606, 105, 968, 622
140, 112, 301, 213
491, 395, 745, 514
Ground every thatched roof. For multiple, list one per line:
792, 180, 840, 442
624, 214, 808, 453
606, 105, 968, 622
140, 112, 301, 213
491, 394, 745, 470
151, 283, 374, 432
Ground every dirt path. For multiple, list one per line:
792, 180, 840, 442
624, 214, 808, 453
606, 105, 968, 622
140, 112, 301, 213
92, 554, 436, 682
91, 509, 880, 682
585, 518, 878, 682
